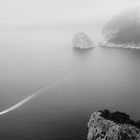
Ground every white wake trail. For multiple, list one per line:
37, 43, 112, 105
0, 72, 74, 115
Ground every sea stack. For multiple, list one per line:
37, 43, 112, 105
87, 110, 140, 140
73, 32, 94, 49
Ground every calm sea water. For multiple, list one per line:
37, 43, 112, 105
0, 28, 140, 140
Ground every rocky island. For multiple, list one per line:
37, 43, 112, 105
73, 32, 94, 49
101, 8, 140, 49
87, 110, 140, 140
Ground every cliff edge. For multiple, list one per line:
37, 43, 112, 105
87, 110, 140, 140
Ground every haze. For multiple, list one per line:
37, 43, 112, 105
0, 0, 140, 26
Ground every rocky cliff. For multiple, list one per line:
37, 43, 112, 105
102, 8, 140, 45
73, 32, 94, 49
87, 110, 140, 140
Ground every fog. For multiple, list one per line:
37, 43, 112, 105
0, 0, 140, 26
1, 1, 140, 139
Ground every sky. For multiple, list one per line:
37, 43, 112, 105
0, 0, 140, 25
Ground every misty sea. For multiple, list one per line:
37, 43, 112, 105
0, 27, 140, 140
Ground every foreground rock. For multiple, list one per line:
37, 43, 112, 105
73, 32, 94, 49
87, 110, 140, 140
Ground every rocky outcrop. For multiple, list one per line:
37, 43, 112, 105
102, 7, 140, 48
99, 41, 140, 49
73, 32, 94, 49
87, 110, 140, 140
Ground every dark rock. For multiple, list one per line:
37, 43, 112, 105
100, 110, 139, 127
87, 110, 140, 140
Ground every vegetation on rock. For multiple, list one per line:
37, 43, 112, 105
87, 110, 140, 140
103, 8, 140, 45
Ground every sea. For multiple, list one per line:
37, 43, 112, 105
0, 26, 140, 140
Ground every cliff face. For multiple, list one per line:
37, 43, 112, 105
87, 111, 140, 140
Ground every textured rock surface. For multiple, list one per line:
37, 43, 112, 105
87, 110, 140, 140
99, 41, 140, 49
73, 32, 94, 49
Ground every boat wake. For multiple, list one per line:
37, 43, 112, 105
0, 72, 75, 115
